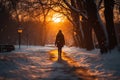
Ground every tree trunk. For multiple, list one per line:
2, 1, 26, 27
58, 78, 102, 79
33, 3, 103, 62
41, 24, 46, 46
104, 0, 118, 50
70, 0, 84, 48
76, 0, 94, 50
86, 0, 108, 53
82, 19, 94, 50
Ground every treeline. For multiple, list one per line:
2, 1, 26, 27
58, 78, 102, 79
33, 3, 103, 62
0, 0, 120, 53
0, 20, 45, 45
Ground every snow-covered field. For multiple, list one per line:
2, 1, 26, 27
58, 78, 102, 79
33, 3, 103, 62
0, 45, 120, 80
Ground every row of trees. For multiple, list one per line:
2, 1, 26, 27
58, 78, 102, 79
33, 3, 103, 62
0, 0, 120, 53
61, 0, 120, 53
0, 0, 48, 45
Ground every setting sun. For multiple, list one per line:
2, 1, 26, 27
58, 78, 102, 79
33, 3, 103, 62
52, 13, 63, 23
52, 17, 61, 23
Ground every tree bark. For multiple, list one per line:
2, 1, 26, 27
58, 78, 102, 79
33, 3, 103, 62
82, 19, 94, 50
86, 0, 108, 53
70, 0, 84, 48
76, 0, 94, 50
104, 0, 118, 50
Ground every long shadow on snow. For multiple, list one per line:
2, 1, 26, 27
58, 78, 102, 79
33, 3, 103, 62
42, 50, 98, 80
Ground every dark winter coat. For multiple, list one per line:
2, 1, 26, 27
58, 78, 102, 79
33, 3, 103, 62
55, 32, 65, 48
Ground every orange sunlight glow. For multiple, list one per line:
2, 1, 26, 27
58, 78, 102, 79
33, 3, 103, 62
52, 17, 61, 23
52, 13, 63, 23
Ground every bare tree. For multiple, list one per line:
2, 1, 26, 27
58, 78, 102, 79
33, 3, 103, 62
63, 0, 108, 53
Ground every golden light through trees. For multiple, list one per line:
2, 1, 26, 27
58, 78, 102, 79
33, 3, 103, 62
52, 16, 61, 23
52, 14, 62, 23
52, 13, 64, 23
8, 0, 74, 46
44, 12, 74, 45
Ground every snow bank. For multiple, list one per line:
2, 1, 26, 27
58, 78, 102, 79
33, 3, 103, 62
63, 47, 120, 79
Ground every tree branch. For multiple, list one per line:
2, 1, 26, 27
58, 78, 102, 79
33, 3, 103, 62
63, 0, 88, 19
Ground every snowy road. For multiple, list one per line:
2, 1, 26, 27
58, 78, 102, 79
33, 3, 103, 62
0, 46, 120, 80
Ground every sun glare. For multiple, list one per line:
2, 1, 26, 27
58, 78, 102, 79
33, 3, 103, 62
52, 13, 63, 23
52, 17, 61, 23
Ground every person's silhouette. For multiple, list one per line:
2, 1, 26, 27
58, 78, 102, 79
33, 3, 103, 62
55, 30, 65, 61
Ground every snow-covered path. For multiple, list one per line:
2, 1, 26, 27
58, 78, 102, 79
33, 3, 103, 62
48, 50, 98, 80
0, 45, 120, 80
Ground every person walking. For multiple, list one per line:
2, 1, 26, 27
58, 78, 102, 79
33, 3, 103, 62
55, 30, 65, 61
